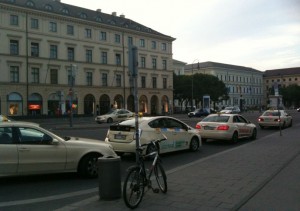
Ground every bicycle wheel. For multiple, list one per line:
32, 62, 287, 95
154, 163, 167, 193
123, 166, 145, 209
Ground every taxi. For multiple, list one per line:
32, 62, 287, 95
258, 109, 293, 129
95, 109, 134, 124
0, 121, 117, 178
195, 113, 257, 143
105, 116, 202, 155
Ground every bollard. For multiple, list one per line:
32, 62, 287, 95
98, 156, 121, 200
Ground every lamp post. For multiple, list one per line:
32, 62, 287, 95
191, 59, 199, 111
69, 64, 77, 127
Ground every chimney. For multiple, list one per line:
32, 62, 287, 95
96, 9, 102, 13
112, 12, 117, 16
120, 14, 125, 18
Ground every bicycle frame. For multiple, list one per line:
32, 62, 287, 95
123, 137, 167, 209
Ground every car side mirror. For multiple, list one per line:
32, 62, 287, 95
52, 139, 59, 145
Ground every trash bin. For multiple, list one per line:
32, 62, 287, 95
98, 156, 121, 200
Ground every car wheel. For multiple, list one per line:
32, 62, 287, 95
116, 152, 124, 157
78, 153, 100, 178
231, 132, 238, 144
282, 122, 286, 129
189, 137, 199, 152
107, 118, 113, 123
289, 120, 293, 127
251, 128, 257, 140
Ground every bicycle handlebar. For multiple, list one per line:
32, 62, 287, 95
140, 137, 167, 148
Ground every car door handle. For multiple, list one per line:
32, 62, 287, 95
18, 147, 30, 152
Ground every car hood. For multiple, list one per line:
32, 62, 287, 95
64, 137, 117, 157
220, 109, 231, 112
96, 114, 111, 119
66, 137, 107, 144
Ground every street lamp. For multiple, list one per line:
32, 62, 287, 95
69, 64, 77, 127
191, 59, 199, 111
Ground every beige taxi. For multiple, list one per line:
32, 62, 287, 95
0, 121, 117, 178
258, 110, 293, 129
105, 116, 202, 155
195, 113, 257, 143
95, 109, 134, 124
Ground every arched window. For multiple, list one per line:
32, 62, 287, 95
80, 13, 87, 19
26, 1, 35, 7
45, 4, 53, 11
62, 8, 69, 15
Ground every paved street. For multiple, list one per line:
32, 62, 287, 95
1, 112, 299, 211
49, 120, 300, 211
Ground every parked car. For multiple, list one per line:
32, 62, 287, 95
195, 113, 257, 143
0, 121, 117, 178
220, 106, 241, 114
95, 109, 134, 124
188, 108, 216, 117
105, 116, 202, 155
0, 115, 12, 122
258, 109, 293, 129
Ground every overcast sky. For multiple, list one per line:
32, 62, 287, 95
62, 0, 300, 71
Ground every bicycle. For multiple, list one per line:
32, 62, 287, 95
123, 136, 168, 209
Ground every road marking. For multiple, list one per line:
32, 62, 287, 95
0, 188, 97, 207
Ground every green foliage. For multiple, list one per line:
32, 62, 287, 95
281, 84, 300, 107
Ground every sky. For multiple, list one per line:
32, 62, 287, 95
62, 0, 300, 71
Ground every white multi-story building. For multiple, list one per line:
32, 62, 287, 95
0, 0, 175, 116
185, 61, 264, 110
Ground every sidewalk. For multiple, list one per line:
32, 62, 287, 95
55, 122, 300, 211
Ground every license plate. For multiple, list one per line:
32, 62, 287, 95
204, 126, 215, 130
114, 134, 126, 140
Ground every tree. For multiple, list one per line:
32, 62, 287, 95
173, 73, 228, 109
281, 84, 300, 107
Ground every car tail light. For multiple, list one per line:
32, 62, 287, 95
274, 118, 281, 122
195, 124, 201, 129
258, 118, 264, 122
217, 125, 229, 130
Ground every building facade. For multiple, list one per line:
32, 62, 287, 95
173, 59, 186, 76
263, 67, 300, 108
0, 0, 175, 116
184, 62, 264, 110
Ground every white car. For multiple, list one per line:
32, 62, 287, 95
258, 110, 293, 129
0, 121, 117, 178
220, 106, 241, 114
95, 109, 134, 124
0, 114, 12, 122
105, 116, 202, 155
195, 113, 257, 143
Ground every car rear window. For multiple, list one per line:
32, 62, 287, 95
263, 111, 280, 116
109, 125, 133, 132
201, 116, 229, 123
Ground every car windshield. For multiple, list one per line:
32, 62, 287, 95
263, 111, 281, 116
106, 109, 118, 115
201, 115, 230, 123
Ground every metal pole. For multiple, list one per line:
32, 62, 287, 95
69, 64, 76, 127
130, 46, 139, 163
191, 64, 194, 110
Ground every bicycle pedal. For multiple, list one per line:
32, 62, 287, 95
153, 188, 159, 193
